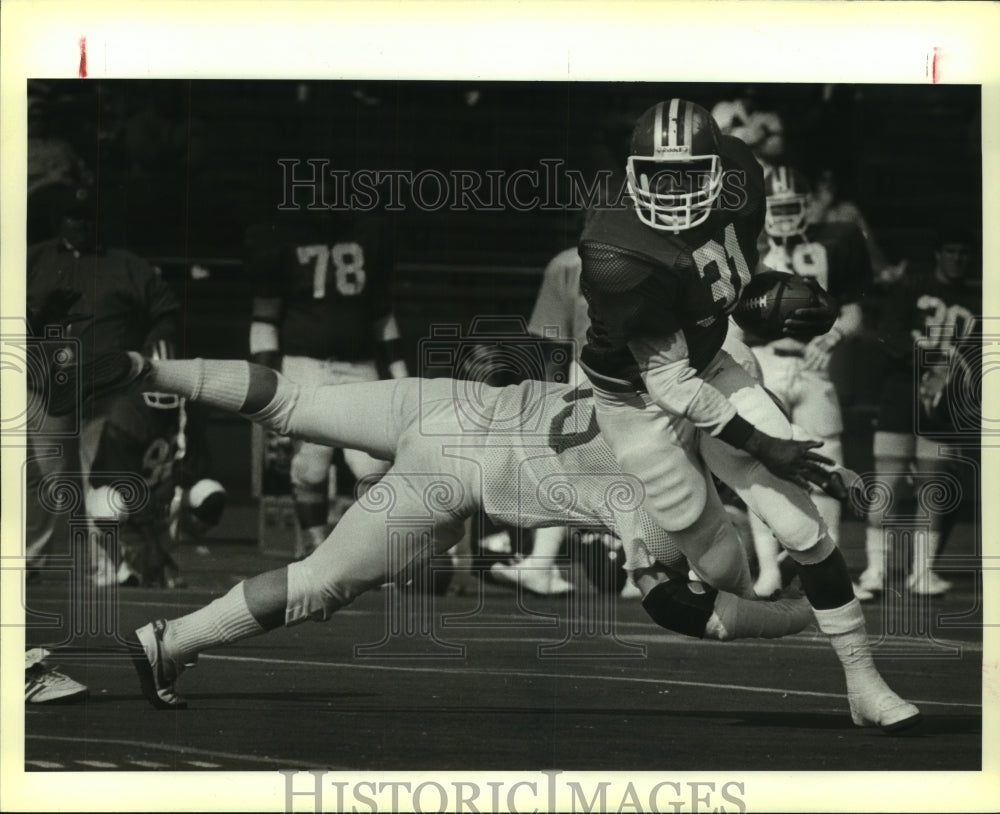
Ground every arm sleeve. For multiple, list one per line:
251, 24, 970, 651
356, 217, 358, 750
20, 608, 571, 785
627, 331, 740, 435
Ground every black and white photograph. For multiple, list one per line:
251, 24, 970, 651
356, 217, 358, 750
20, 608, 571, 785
2, 2, 998, 812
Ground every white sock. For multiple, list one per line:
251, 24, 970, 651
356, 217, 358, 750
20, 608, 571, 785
812, 600, 888, 696
147, 359, 251, 413
863, 526, 884, 578
910, 530, 942, 580
163, 583, 264, 665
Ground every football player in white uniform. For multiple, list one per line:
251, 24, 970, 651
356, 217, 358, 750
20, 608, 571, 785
732, 166, 871, 598
123, 352, 830, 713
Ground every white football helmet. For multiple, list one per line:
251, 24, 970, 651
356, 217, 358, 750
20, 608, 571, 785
764, 165, 811, 240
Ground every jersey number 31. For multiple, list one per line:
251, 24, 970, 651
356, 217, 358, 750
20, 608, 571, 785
297, 242, 367, 299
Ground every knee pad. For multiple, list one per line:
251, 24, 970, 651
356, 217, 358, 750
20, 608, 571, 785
638, 459, 708, 532
641, 578, 718, 639
284, 558, 365, 625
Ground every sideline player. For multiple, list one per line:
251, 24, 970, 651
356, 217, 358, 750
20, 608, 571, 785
575, 98, 919, 731
86, 342, 226, 587
26, 182, 180, 583
733, 165, 871, 597
122, 354, 835, 712
855, 229, 981, 599
245, 210, 408, 559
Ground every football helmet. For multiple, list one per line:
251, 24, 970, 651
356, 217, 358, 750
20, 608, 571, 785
142, 340, 181, 409
764, 165, 811, 240
626, 99, 724, 233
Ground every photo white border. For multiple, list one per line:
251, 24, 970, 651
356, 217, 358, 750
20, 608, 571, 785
2, 1, 998, 811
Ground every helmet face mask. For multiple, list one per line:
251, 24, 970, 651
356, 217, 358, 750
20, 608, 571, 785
142, 390, 181, 410
143, 340, 181, 410
764, 166, 811, 240
626, 99, 724, 233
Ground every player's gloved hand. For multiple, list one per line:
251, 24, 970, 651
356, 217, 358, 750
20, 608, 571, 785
744, 429, 835, 491
28, 288, 87, 338
781, 279, 837, 341
249, 350, 283, 371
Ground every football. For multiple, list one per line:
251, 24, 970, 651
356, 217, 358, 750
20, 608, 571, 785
732, 271, 819, 340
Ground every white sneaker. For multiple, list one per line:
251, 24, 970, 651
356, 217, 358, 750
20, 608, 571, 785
25, 649, 89, 704
908, 571, 952, 596
849, 688, 922, 733
490, 561, 572, 595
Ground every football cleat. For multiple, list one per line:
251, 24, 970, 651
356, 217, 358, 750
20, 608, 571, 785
849, 689, 922, 734
25, 649, 89, 704
129, 619, 189, 710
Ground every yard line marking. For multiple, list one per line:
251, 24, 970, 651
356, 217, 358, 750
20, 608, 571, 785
203, 654, 982, 709
127, 760, 170, 768
26, 735, 344, 771
25, 760, 63, 769
185, 760, 221, 768
75, 760, 118, 768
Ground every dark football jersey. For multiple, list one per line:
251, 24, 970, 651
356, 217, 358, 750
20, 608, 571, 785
878, 271, 981, 369
245, 213, 395, 360
760, 221, 871, 306
578, 135, 765, 386
26, 241, 179, 362
91, 392, 214, 502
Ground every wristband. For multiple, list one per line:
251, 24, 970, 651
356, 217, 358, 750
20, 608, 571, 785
716, 414, 756, 449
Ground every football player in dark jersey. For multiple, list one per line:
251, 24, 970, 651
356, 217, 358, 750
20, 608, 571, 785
87, 342, 226, 587
575, 98, 919, 731
855, 229, 981, 599
731, 166, 871, 598
245, 210, 408, 559
121, 351, 834, 711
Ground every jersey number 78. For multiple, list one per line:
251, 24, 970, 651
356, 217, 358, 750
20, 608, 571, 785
296, 242, 368, 299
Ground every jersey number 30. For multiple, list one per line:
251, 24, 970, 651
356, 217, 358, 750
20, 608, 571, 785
297, 242, 367, 299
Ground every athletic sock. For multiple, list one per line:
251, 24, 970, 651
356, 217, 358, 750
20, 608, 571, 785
146, 359, 251, 413
862, 525, 885, 580
811, 599, 887, 696
707, 591, 813, 640
162, 583, 264, 665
